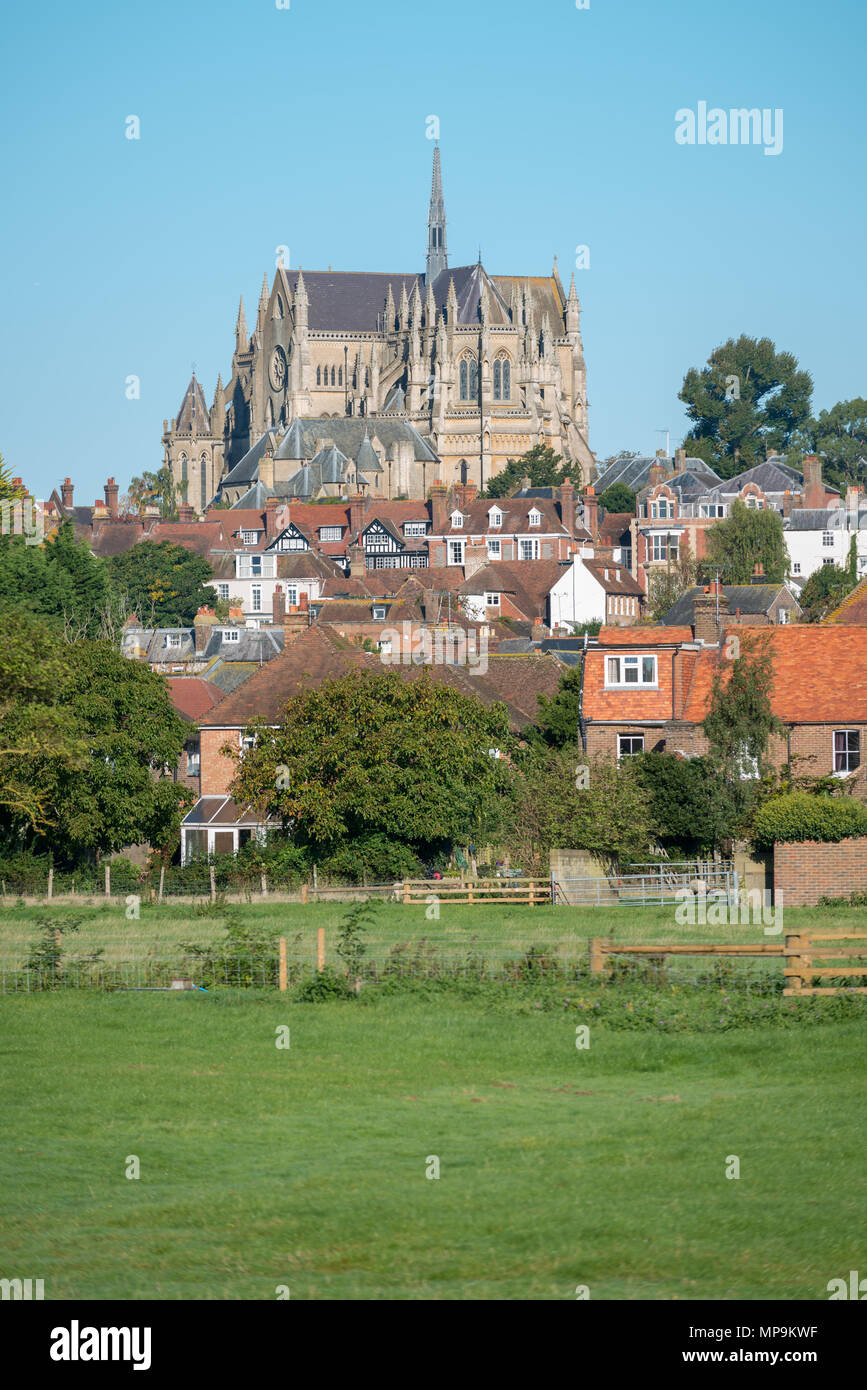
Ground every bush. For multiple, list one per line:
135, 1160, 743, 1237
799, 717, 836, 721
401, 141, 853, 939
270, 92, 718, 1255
295, 968, 355, 1002
752, 792, 867, 849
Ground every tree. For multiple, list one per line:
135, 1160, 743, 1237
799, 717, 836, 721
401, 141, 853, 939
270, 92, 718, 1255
228, 670, 514, 858
801, 398, 867, 492
0, 607, 86, 833
505, 749, 653, 872
482, 445, 569, 499
702, 632, 785, 789
679, 335, 813, 479
598, 450, 639, 469
0, 521, 115, 638
0, 633, 191, 859
597, 482, 636, 514
529, 667, 584, 748
108, 541, 215, 626
0, 452, 26, 504
647, 534, 697, 621
798, 552, 858, 622
126, 468, 182, 519
631, 752, 743, 853
702, 499, 787, 584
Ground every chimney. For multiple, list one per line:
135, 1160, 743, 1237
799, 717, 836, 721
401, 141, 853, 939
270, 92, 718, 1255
454, 482, 478, 510
104, 477, 119, 520
259, 453, 275, 491
802, 454, 824, 510
582, 484, 598, 537
531, 617, 547, 643
692, 582, 730, 645
522, 475, 532, 491
782, 489, 793, 519
431, 481, 448, 533
675, 447, 686, 469
178, 503, 194, 523
559, 476, 575, 534
350, 491, 365, 539
299, 591, 309, 612
193, 606, 217, 654
648, 460, 665, 486
265, 495, 279, 541
61, 477, 74, 509
272, 584, 285, 625
228, 603, 244, 623
463, 543, 488, 578
752, 562, 765, 582
348, 542, 365, 578
846, 485, 860, 524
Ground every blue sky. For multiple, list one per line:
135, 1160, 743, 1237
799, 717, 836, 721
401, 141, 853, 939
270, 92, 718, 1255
2, 0, 865, 503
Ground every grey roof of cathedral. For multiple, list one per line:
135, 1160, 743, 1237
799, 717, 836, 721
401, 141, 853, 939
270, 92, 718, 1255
308, 443, 351, 484
174, 375, 211, 433
283, 270, 419, 331
381, 383, 405, 412
356, 434, 382, 473
220, 429, 282, 487
272, 416, 437, 464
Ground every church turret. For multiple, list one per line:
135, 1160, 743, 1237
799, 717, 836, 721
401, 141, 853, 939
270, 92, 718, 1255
399, 281, 410, 331
385, 283, 396, 333
293, 268, 309, 330
446, 276, 458, 325
235, 296, 248, 350
210, 374, 225, 434
257, 272, 269, 329
566, 273, 581, 336
425, 278, 436, 329
425, 144, 448, 285
411, 279, 423, 326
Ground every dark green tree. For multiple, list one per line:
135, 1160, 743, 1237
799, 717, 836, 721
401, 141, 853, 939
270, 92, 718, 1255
631, 752, 743, 853
481, 445, 569, 499
679, 335, 813, 479
126, 468, 182, 519
801, 398, 867, 491
702, 500, 787, 584
597, 482, 636, 514
107, 541, 215, 626
529, 667, 584, 748
702, 632, 785, 789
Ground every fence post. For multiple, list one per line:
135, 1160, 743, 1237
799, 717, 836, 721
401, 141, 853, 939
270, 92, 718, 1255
589, 938, 606, 976
209, 866, 216, 903
301, 882, 309, 905
468, 880, 474, 904
158, 866, 165, 904
278, 937, 287, 992
47, 867, 54, 901
317, 927, 325, 972
786, 932, 807, 995
261, 872, 268, 898
402, 880, 410, 904
105, 864, 111, 897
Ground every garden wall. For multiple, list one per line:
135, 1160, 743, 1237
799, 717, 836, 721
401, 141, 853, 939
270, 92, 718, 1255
774, 837, 867, 907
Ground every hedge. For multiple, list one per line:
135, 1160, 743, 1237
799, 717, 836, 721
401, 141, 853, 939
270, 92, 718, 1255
752, 792, 867, 849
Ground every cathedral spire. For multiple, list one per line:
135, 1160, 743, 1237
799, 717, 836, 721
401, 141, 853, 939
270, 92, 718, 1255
425, 144, 448, 286
235, 295, 248, 348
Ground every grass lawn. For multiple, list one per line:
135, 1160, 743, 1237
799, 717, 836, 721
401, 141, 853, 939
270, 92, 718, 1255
1, 987, 865, 1300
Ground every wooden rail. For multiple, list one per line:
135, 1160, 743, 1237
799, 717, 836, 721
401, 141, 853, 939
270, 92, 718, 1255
588, 931, 867, 997
402, 877, 550, 906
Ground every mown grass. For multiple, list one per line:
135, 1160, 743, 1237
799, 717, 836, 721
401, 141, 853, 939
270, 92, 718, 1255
1, 985, 865, 1300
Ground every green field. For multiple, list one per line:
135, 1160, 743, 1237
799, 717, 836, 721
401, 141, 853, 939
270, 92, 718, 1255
2, 901, 865, 1299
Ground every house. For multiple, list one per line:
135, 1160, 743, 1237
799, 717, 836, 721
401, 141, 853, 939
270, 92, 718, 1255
661, 582, 802, 628
553, 557, 645, 628
580, 597, 867, 793
784, 489, 867, 582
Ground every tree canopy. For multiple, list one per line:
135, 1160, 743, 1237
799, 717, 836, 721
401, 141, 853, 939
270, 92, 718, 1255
679, 335, 813, 479
702, 499, 787, 584
481, 445, 570, 499
597, 482, 636, 514
801, 397, 867, 492
107, 541, 215, 626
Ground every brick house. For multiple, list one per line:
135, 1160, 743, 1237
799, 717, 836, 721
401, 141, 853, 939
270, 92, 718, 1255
580, 597, 867, 792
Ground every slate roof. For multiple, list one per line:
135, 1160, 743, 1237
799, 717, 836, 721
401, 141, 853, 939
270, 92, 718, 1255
283, 269, 420, 331
221, 429, 283, 487
661, 584, 798, 626
785, 506, 867, 531
173, 376, 211, 434
273, 416, 437, 464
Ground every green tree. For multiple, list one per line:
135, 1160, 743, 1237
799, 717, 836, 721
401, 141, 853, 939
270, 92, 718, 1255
529, 667, 584, 748
702, 632, 785, 790
702, 499, 787, 584
597, 482, 636, 514
127, 468, 182, 519
647, 534, 697, 621
679, 335, 813, 479
108, 541, 215, 626
801, 398, 867, 492
229, 670, 513, 858
798, 555, 858, 622
631, 752, 742, 853
482, 445, 569, 499
505, 749, 653, 872
0, 452, 26, 503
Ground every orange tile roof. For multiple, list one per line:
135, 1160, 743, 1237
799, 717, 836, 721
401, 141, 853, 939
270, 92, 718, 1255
596, 625, 695, 646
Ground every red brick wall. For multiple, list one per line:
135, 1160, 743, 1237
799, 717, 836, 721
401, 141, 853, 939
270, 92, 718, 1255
774, 837, 867, 907
200, 727, 239, 795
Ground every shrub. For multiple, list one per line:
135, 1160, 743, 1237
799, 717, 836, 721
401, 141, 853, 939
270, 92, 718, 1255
752, 792, 867, 849
295, 968, 355, 1002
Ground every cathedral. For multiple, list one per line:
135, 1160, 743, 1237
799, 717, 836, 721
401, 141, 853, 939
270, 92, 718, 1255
162, 148, 592, 510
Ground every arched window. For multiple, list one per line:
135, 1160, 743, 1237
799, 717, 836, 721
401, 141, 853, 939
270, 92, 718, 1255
331, 366, 336, 386
365, 368, 370, 388
493, 360, 501, 400
316, 366, 321, 385
180, 452, 188, 482
468, 358, 478, 399
459, 360, 468, 400
200, 454, 208, 511
338, 366, 343, 386
460, 460, 468, 485
276, 295, 284, 319
502, 359, 511, 399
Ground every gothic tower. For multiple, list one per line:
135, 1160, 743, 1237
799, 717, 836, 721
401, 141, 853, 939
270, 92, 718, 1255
425, 145, 448, 285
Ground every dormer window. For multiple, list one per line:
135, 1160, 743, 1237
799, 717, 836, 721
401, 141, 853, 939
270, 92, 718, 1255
222, 629, 240, 644
241, 529, 259, 545
372, 605, 387, 621
165, 633, 182, 648
528, 509, 541, 527
488, 508, 503, 528
451, 511, 464, 528
319, 526, 343, 542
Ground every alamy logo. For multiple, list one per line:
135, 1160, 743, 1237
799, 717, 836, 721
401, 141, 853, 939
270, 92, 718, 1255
827, 1270, 867, 1299
0, 1277, 44, 1300
50, 1321, 152, 1371
675, 102, 783, 156
675, 887, 782, 935
379, 622, 488, 674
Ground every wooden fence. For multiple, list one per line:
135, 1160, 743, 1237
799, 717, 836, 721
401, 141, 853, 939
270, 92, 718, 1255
589, 932, 867, 997
400, 877, 550, 905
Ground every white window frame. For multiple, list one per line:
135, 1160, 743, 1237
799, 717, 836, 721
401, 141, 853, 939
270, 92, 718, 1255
488, 508, 503, 528
485, 592, 501, 607
605, 654, 658, 687
319, 526, 343, 542
251, 585, 262, 611
528, 509, 542, 527
240, 529, 260, 545
448, 539, 465, 566
216, 583, 230, 600
519, 538, 540, 561
833, 729, 861, 775
450, 511, 464, 528
222, 629, 240, 644
617, 734, 645, 761
486, 538, 501, 558
822, 531, 834, 547
403, 521, 427, 537
166, 633, 182, 648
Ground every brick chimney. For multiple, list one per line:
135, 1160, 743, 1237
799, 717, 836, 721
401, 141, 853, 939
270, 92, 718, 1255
692, 582, 730, 645
61, 477, 74, 509
782, 489, 793, 518
349, 491, 365, 538
582, 484, 598, 537
431, 481, 448, 533
802, 454, 824, 510
531, 617, 547, 643
178, 503, 194, 523
348, 542, 365, 578
559, 477, 575, 534
454, 482, 478, 510
648, 459, 665, 486
272, 584, 286, 625
265, 495, 279, 541
675, 447, 686, 469
104, 477, 119, 520
752, 562, 765, 583
846, 485, 860, 523
193, 606, 217, 653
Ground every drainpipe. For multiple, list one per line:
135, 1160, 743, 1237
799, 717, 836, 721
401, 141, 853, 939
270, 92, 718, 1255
577, 630, 589, 751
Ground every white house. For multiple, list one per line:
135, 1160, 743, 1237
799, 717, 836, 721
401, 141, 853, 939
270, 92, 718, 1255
785, 492, 867, 582
548, 557, 645, 629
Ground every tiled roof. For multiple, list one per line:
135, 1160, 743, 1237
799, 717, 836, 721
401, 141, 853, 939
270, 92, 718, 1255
459, 559, 568, 618
436, 496, 570, 536
167, 677, 225, 721
595, 625, 695, 646
828, 577, 867, 623
661, 584, 797, 625
581, 559, 644, 596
